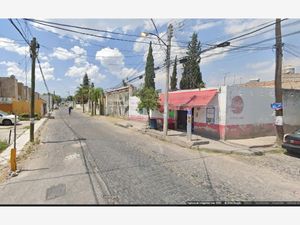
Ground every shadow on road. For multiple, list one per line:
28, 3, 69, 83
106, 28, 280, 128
42, 138, 86, 144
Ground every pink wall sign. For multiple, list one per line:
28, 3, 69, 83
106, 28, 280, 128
230, 96, 244, 114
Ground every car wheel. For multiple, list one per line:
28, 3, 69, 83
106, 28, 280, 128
2, 119, 13, 126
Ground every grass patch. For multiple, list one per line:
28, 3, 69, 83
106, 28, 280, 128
24, 126, 30, 129
0, 140, 8, 154
19, 113, 41, 121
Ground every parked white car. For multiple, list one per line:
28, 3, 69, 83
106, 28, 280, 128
0, 111, 20, 126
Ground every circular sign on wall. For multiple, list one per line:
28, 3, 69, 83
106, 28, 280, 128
231, 96, 244, 114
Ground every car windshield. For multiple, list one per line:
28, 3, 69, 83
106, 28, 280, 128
0, 110, 8, 116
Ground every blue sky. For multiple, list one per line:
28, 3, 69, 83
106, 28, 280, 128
1, 18, 300, 97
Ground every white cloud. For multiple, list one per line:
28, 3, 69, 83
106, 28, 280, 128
0, 61, 26, 82
192, 20, 222, 32
50, 45, 87, 64
0, 37, 29, 56
95, 47, 138, 79
96, 47, 124, 73
71, 46, 87, 65
36, 61, 55, 81
65, 62, 105, 83
224, 19, 270, 36
0, 60, 55, 83
62, 46, 105, 82
51, 47, 75, 60
39, 52, 49, 61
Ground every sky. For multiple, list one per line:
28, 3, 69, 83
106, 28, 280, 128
1, 18, 300, 97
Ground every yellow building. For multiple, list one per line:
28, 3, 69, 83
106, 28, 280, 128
0, 99, 46, 116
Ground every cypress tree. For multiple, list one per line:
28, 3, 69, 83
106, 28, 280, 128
180, 33, 205, 89
170, 56, 178, 91
83, 73, 90, 88
144, 41, 155, 89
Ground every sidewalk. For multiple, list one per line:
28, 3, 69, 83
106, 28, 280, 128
0, 117, 48, 167
106, 116, 279, 156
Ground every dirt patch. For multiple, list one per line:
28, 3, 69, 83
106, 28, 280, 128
0, 121, 46, 184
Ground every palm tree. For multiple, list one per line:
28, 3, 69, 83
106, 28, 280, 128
95, 87, 104, 115
90, 87, 104, 116
75, 86, 88, 112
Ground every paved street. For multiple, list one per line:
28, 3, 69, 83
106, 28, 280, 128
0, 108, 300, 204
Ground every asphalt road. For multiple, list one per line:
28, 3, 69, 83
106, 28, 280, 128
1, 108, 300, 204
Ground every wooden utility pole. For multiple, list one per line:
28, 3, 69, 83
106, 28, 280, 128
275, 19, 284, 145
30, 37, 38, 142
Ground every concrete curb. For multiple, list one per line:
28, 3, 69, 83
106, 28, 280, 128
109, 117, 264, 156
139, 128, 258, 156
224, 140, 275, 149
0, 117, 48, 166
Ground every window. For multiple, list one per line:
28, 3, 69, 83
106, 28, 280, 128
206, 107, 215, 124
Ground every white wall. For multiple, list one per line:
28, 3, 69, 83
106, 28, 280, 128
225, 85, 275, 125
129, 96, 148, 120
283, 89, 300, 126
193, 95, 219, 124
218, 86, 227, 126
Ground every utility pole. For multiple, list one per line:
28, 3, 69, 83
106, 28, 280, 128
163, 24, 173, 138
275, 18, 284, 145
52, 91, 55, 110
30, 37, 38, 142
48, 92, 51, 117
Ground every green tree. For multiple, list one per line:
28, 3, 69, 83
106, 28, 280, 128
53, 94, 62, 105
144, 41, 155, 89
82, 73, 90, 88
170, 56, 178, 91
180, 33, 205, 89
137, 87, 159, 126
91, 87, 105, 116
75, 73, 91, 112
66, 95, 74, 101
75, 86, 88, 112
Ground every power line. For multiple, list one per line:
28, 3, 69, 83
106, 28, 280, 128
26, 18, 190, 45
26, 19, 186, 49
26, 18, 147, 38
8, 19, 30, 46
284, 48, 300, 58
204, 19, 276, 45
25, 19, 169, 46
36, 57, 50, 93
202, 29, 300, 60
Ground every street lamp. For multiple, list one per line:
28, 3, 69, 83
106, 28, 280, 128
141, 24, 173, 138
141, 32, 168, 47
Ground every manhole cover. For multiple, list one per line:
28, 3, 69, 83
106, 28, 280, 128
46, 183, 66, 200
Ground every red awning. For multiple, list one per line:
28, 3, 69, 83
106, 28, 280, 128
159, 89, 217, 111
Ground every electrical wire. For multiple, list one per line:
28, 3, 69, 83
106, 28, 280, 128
26, 18, 185, 49
8, 19, 30, 46
202, 29, 300, 60
26, 19, 167, 46
37, 57, 50, 93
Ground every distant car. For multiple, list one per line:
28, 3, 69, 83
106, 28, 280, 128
282, 129, 300, 154
0, 111, 20, 126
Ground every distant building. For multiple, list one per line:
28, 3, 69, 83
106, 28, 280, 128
105, 85, 134, 118
0, 75, 18, 99
0, 75, 45, 116
241, 66, 300, 89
